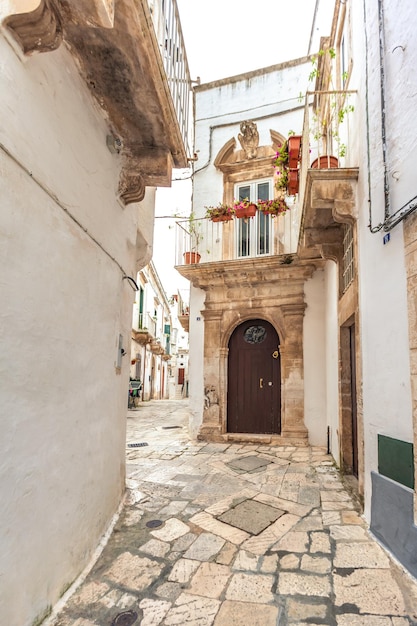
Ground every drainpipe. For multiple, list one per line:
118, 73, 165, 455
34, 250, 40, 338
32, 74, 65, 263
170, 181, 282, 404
377, 0, 391, 222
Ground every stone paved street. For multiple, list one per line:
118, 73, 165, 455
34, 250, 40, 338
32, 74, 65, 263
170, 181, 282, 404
50, 400, 417, 626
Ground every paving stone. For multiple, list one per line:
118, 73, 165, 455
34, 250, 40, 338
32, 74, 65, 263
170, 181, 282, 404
232, 549, 259, 571
298, 486, 321, 506
226, 572, 275, 603
341, 510, 364, 525
294, 513, 323, 531
189, 512, 249, 544
334, 542, 390, 568
155, 582, 183, 601
310, 531, 331, 554
242, 513, 300, 555
279, 553, 300, 570
218, 499, 285, 535
278, 572, 331, 597
104, 552, 163, 591
70, 581, 110, 605
227, 455, 271, 472
286, 598, 328, 620
213, 600, 280, 625
188, 562, 231, 598
168, 558, 200, 583
139, 538, 170, 558
183, 532, 225, 560
116, 593, 138, 609
215, 542, 238, 565
158, 500, 189, 516
274, 531, 309, 553
205, 489, 257, 516
150, 517, 190, 541
300, 554, 332, 574
322, 500, 355, 511
334, 569, 406, 615
330, 525, 369, 542
260, 554, 278, 573
163, 593, 220, 625
139, 598, 171, 626
336, 617, 392, 626
322, 511, 341, 526
172, 532, 198, 552
254, 493, 311, 517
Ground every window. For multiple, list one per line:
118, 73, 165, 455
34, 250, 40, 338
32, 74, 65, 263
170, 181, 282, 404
235, 179, 273, 258
342, 223, 354, 292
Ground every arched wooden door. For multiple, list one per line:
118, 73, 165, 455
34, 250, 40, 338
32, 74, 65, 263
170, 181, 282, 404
227, 319, 281, 434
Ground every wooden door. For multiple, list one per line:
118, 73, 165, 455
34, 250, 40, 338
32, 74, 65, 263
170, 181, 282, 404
350, 324, 358, 478
227, 319, 281, 434
178, 368, 185, 385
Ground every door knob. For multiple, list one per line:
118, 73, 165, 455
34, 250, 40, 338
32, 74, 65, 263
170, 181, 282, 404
268, 381, 273, 386
272, 350, 279, 359
259, 378, 263, 388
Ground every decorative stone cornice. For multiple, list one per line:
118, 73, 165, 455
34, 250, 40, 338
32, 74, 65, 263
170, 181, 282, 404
3, 0, 63, 55
118, 164, 146, 205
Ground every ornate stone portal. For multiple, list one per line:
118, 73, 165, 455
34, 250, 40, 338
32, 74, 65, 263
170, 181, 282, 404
178, 258, 316, 445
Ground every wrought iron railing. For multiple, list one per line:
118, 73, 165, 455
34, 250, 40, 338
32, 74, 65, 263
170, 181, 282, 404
148, 0, 192, 157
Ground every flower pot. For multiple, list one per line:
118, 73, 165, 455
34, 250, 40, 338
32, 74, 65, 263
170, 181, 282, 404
183, 252, 201, 264
287, 169, 299, 195
235, 203, 257, 219
287, 135, 302, 168
211, 215, 233, 222
311, 155, 339, 169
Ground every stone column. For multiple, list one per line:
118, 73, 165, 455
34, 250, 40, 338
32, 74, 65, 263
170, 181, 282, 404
280, 303, 308, 441
198, 309, 223, 441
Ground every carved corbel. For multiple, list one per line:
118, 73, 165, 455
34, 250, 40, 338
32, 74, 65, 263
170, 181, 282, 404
118, 164, 145, 205
3, 0, 63, 55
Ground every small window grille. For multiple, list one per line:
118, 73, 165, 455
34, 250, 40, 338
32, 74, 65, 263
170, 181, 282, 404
342, 223, 354, 292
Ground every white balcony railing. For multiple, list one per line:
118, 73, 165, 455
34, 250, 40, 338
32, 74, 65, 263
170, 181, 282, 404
148, 0, 192, 157
175, 205, 301, 266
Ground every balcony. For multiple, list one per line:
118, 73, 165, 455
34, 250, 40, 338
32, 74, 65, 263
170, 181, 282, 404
3, 0, 192, 204
298, 90, 359, 262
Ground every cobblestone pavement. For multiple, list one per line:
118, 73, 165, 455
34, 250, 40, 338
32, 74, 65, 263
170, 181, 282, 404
51, 400, 417, 626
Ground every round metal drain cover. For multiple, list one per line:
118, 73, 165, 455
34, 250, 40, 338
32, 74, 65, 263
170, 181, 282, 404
146, 519, 163, 528
111, 610, 138, 626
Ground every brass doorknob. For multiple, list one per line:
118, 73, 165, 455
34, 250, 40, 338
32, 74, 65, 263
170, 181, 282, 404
272, 350, 279, 359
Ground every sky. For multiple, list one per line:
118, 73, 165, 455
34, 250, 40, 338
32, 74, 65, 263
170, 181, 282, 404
152, 0, 331, 296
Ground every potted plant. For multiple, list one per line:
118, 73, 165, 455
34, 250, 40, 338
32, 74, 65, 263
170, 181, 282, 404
287, 134, 302, 168
183, 211, 202, 264
273, 135, 300, 196
205, 202, 234, 222
234, 198, 257, 219
257, 197, 290, 217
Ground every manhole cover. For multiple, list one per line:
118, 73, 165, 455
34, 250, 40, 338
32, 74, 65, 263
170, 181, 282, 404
128, 442, 149, 447
146, 519, 163, 528
111, 610, 138, 626
227, 455, 271, 473
218, 499, 285, 535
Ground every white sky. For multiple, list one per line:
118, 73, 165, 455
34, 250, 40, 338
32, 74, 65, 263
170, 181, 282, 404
152, 0, 332, 296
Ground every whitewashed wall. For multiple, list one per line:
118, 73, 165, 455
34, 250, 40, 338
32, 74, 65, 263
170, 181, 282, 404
349, 0, 415, 518
188, 285, 205, 437
0, 36, 154, 626
324, 261, 340, 461
304, 269, 327, 446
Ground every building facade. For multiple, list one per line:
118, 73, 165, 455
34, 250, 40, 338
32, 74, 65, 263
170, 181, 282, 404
0, 1, 191, 624
177, 0, 417, 579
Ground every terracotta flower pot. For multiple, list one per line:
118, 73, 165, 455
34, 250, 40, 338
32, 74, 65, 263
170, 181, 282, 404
211, 215, 233, 222
287, 169, 299, 195
235, 203, 257, 219
311, 155, 339, 169
287, 135, 302, 168
183, 252, 201, 264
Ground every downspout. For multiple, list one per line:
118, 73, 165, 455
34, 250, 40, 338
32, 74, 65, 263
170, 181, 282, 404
377, 0, 391, 222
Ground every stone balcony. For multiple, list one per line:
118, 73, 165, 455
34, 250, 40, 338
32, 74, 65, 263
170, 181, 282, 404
1, 0, 192, 204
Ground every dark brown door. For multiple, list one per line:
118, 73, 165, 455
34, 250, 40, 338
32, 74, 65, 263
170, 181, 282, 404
178, 368, 185, 385
350, 324, 358, 478
227, 319, 281, 434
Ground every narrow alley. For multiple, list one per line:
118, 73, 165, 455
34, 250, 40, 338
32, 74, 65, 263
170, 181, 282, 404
50, 400, 417, 626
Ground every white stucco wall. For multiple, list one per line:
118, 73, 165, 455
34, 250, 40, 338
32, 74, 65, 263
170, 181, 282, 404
188, 285, 205, 438
348, 0, 416, 518
0, 35, 154, 625
303, 269, 327, 446
324, 261, 340, 460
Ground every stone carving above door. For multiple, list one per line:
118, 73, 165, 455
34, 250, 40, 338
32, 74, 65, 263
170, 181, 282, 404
238, 121, 259, 159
